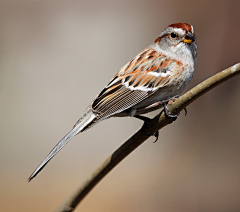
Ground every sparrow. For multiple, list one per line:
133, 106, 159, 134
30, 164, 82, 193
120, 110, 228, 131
28, 23, 197, 181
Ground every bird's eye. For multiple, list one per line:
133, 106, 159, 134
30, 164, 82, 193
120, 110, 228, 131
170, 32, 177, 39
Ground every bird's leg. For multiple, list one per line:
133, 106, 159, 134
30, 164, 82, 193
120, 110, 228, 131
135, 96, 187, 117
161, 95, 187, 119
162, 102, 178, 120
133, 95, 188, 142
134, 115, 159, 143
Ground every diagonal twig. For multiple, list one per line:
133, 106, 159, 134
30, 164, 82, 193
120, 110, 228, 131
55, 63, 240, 212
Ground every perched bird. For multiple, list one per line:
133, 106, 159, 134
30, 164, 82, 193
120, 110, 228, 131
28, 23, 197, 181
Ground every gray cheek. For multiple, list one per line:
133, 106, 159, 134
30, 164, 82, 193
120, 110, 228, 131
159, 38, 170, 50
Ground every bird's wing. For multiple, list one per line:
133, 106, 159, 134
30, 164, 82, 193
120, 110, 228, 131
91, 47, 182, 121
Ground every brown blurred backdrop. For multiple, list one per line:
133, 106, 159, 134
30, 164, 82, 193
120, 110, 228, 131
1, 1, 240, 211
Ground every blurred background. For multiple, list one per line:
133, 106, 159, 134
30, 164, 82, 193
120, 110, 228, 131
1, 1, 240, 211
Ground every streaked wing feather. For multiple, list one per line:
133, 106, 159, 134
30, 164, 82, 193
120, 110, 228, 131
91, 47, 182, 120
93, 84, 149, 118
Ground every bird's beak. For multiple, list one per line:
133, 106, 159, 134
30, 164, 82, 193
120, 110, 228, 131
183, 33, 196, 44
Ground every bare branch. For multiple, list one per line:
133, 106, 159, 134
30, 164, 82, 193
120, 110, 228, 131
55, 63, 240, 212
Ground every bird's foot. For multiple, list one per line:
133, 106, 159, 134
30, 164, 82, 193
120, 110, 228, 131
161, 95, 187, 119
134, 115, 159, 143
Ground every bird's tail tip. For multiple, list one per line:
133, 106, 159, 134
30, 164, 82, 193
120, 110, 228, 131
27, 108, 97, 182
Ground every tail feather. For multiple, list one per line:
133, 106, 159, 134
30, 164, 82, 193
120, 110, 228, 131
28, 107, 96, 182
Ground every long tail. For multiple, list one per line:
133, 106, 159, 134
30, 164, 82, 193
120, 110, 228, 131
28, 106, 96, 182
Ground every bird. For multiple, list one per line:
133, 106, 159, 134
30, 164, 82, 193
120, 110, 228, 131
28, 23, 197, 181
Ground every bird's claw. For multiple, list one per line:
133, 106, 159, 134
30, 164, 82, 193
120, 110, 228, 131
162, 96, 188, 119
163, 103, 179, 120
153, 131, 159, 143
134, 115, 159, 143
184, 108, 187, 116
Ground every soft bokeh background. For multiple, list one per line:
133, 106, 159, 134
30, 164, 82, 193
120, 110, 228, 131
1, 1, 240, 211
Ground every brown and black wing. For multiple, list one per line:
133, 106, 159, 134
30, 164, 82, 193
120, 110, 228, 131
89, 47, 176, 124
